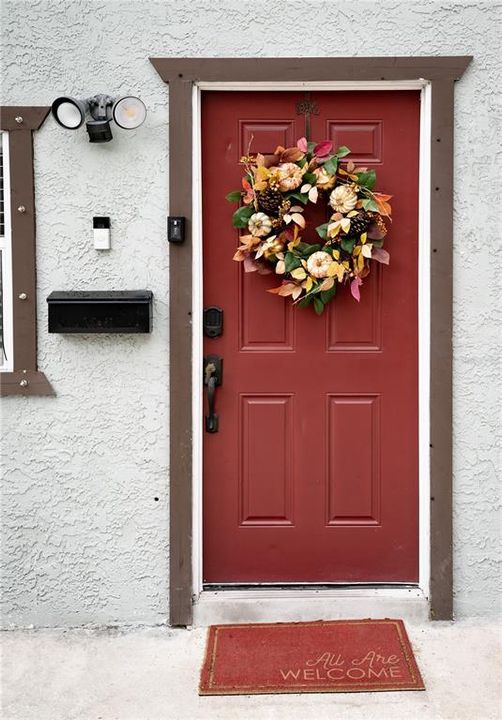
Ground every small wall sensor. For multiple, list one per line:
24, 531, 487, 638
93, 216, 111, 250
167, 216, 185, 243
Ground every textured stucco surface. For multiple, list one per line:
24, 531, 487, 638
1, 0, 500, 627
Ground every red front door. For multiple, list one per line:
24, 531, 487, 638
202, 91, 420, 584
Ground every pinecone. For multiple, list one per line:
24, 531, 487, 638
348, 210, 371, 237
257, 188, 283, 216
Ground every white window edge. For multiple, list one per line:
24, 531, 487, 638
191, 81, 431, 605
0, 130, 14, 372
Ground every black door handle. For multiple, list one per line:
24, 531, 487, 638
204, 355, 222, 433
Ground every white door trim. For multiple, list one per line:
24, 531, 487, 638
191, 81, 431, 621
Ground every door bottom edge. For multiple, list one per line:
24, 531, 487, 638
203, 582, 420, 591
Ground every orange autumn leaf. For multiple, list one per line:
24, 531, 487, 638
282, 147, 305, 163
373, 192, 393, 217
377, 200, 392, 217
273, 145, 305, 163
267, 282, 299, 297
241, 177, 254, 204
235, 234, 262, 255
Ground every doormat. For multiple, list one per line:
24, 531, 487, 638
199, 619, 424, 695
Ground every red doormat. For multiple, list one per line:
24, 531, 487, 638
199, 619, 424, 695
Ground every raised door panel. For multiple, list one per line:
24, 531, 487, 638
238, 120, 296, 350
326, 264, 382, 351
239, 395, 294, 526
240, 121, 295, 155
239, 270, 295, 351
326, 395, 381, 526
327, 120, 383, 163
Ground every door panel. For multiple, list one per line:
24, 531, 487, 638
202, 91, 420, 583
327, 120, 383, 163
239, 394, 294, 526
326, 264, 382, 351
326, 394, 380, 526
239, 270, 295, 351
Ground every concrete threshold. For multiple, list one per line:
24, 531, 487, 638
193, 587, 429, 626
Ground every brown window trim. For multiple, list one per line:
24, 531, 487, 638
150, 56, 472, 626
0, 106, 54, 396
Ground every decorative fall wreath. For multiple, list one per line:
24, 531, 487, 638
227, 137, 392, 313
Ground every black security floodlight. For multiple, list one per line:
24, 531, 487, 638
51, 93, 146, 143
52, 96, 87, 129
112, 96, 147, 130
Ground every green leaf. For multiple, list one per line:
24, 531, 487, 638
307, 141, 316, 155
362, 197, 379, 212
335, 145, 351, 158
303, 172, 317, 184
320, 285, 337, 304
323, 156, 338, 175
371, 238, 384, 248
316, 223, 329, 240
356, 170, 376, 190
313, 297, 325, 315
284, 252, 302, 273
341, 237, 356, 253
232, 205, 254, 228
298, 157, 308, 168
297, 295, 313, 308
297, 242, 321, 257
286, 191, 309, 205
226, 190, 242, 202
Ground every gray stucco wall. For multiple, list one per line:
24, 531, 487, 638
1, 0, 500, 627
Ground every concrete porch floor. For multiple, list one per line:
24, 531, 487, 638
1, 620, 501, 720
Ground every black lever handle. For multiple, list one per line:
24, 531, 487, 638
206, 373, 218, 433
204, 355, 222, 433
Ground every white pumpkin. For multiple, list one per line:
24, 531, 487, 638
329, 184, 358, 214
248, 212, 272, 237
307, 251, 333, 279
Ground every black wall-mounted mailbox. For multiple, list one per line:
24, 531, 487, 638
47, 291, 153, 333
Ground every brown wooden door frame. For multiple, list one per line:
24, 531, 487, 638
150, 56, 472, 626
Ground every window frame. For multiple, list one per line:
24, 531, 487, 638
0, 130, 14, 370
0, 106, 53, 396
